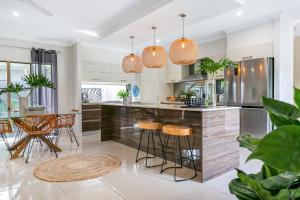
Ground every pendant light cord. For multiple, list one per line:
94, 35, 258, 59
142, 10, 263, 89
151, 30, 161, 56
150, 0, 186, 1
130, 36, 134, 53
180, 13, 186, 38
152, 26, 156, 47
182, 16, 185, 38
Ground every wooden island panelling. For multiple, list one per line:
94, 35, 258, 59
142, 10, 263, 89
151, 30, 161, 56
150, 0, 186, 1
100, 103, 240, 182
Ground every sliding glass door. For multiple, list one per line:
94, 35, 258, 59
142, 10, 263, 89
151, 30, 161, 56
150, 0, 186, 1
0, 62, 8, 112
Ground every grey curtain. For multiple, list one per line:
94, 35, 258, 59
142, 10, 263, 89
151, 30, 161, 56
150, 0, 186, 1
31, 48, 58, 113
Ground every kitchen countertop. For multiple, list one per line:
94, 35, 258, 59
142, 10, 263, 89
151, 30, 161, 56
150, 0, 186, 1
82, 102, 240, 112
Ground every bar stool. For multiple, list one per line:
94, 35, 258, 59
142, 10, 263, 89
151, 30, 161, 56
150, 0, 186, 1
160, 125, 197, 182
136, 120, 166, 168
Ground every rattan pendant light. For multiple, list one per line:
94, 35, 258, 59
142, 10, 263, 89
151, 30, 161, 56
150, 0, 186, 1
142, 26, 167, 68
169, 14, 199, 65
122, 36, 143, 73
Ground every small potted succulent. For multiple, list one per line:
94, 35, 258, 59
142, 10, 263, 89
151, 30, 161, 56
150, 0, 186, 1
0, 73, 55, 114
117, 89, 129, 105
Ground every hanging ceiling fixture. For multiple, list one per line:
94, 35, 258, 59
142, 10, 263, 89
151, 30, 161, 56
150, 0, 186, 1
169, 13, 199, 65
142, 26, 167, 68
122, 36, 143, 73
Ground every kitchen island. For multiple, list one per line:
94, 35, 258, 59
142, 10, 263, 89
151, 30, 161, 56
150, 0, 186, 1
99, 102, 240, 182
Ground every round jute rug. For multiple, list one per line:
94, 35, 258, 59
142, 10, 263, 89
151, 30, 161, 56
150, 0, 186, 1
33, 154, 121, 182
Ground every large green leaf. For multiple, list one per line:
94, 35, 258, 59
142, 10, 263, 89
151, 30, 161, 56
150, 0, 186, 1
237, 169, 272, 199
269, 113, 300, 128
262, 96, 300, 119
261, 164, 280, 179
270, 188, 300, 200
229, 178, 260, 200
238, 134, 261, 152
22, 73, 55, 89
295, 87, 300, 109
260, 172, 300, 191
0, 83, 26, 95
248, 125, 300, 172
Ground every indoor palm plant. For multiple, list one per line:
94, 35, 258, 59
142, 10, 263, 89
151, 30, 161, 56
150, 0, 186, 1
117, 89, 129, 105
195, 57, 237, 105
229, 87, 300, 200
0, 73, 55, 113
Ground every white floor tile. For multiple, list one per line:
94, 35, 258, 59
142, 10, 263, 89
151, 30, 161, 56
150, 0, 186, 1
0, 131, 262, 200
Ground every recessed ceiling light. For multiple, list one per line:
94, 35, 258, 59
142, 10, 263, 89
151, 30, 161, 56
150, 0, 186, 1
156, 39, 161, 43
236, 11, 243, 16
73, 30, 98, 37
12, 11, 20, 17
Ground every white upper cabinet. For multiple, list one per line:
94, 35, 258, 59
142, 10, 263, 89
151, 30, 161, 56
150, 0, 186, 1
166, 64, 189, 83
81, 60, 135, 84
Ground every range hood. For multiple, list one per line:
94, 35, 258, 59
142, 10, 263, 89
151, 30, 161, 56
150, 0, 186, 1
179, 61, 207, 82
180, 72, 207, 82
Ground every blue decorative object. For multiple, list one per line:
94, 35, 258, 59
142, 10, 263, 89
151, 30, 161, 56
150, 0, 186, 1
132, 85, 139, 97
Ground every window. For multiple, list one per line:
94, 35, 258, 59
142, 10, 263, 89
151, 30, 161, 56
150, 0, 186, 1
81, 84, 126, 102
0, 61, 31, 112
10, 63, 31, 111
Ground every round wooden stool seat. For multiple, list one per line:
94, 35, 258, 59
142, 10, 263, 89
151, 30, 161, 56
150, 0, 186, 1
137, 121, 162, 130
162, 125, 192, 136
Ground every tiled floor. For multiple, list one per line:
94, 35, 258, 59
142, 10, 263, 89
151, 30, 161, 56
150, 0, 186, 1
0, 131, 262, 200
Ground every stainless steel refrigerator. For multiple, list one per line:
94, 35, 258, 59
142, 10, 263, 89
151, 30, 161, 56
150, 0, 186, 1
224, 57, 274, 138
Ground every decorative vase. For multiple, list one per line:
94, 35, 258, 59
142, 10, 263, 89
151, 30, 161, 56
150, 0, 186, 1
122, 98, 127, 105
211, 80, 217, 106
19, 97, 28, 114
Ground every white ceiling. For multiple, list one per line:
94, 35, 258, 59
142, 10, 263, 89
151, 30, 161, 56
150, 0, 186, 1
1, 0, 300, 51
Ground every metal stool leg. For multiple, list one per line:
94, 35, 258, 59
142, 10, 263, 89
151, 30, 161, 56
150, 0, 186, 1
151, 130, 156, 157
186, 136, 197, 179
160, 135, 170, 173
136, 129, 144, 162
70, 127, 79, 146
66, 127, 73, 143
157, 130, 167, 164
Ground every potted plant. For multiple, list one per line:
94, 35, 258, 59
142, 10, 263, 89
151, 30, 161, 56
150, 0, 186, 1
0, 73, 55, 114
229, 87, 300, 200
117, 89, 129, 105
195, 57, 237, 106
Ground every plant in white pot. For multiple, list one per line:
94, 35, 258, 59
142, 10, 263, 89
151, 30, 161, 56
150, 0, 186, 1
0, 73, 55, 114
196, 57, 237, 106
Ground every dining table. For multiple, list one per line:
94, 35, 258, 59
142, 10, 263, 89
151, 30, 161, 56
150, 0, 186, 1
0, 111, 81, 160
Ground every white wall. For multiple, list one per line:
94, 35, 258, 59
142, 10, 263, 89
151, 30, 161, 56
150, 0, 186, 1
273, 15, 294, 103
227, 22, 274, 60
226, 19, 295, 103
0, 37, 77, 113
295, 37, 300, 89
199, 38, 227, 59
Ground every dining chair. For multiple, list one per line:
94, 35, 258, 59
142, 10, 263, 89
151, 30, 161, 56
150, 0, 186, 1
0, 120, 13, 156
54, 114, 79, 146
14, 114, 60, 163
12, 118, 24, 145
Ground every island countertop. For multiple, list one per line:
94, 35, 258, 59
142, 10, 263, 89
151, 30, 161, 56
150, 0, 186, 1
82, 102, 240, 112
100, 102, 240, 182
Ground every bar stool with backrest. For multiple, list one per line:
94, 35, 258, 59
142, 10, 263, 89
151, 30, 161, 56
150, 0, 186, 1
0, 119, 13, 156
160, 124, 197, 182
136, 120, 166, 168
